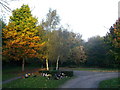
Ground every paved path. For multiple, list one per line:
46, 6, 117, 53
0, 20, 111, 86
60, 71, 119, 88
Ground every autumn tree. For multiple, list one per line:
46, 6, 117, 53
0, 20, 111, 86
0, 19, 6, 45
0, 19, 6, 28
104, 18, 120, 66
2, 5, 45, 71
0, 19, 5, 62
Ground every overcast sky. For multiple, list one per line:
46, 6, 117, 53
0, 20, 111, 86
4, 0, 120, 41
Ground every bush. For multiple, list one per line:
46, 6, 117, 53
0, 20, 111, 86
39, 70, 73, 77
61, 71, 73, 77
39, 70, 59, 76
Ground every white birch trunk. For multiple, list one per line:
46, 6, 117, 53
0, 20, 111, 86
46, 58, 49, 70
56, 55, 60, 70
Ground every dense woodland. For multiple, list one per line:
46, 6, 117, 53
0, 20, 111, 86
1, 5, 120, 71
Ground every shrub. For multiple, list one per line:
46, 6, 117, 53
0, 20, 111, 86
61, 71, 73, 77
39, 70, 73, 77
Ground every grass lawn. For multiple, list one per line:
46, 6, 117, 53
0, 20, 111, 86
2, 66, 41, 81
99, 77, 120, 88
3, 67, 22, 81
2, 76, 72, 88
61, 67, 120, 72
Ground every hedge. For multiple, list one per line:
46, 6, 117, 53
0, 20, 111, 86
39, 70, 73, 77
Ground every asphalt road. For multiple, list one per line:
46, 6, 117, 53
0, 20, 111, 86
60, 71, 119, 88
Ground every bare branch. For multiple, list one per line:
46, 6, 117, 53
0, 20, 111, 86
1, 0, 9, 5
0, 1, 11, 12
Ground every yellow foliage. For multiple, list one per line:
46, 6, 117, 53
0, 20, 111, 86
2, 4, 45, 61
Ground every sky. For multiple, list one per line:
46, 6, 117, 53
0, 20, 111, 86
2, 0, 120, 41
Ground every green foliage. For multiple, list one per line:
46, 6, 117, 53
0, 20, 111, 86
45, 28, 86, 67
0, 19, 6, 44
83, 18, 120, 68
39, 70, 59, 76
70, 46, 87, 65
99, 77, 120, 88
84, 35, 119, 68
84, 36, 109, 67
39, 70, 73, 77
42, 8, 60, 31
61, 71, 73, 77
0, 19, 5, 59
47, 30, 63, 61
0, 19, 6, 28
104, 18, 120, 67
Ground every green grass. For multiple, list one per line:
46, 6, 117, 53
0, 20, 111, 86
63, 67, 119, 72
2, 66, 40, 81
2, 76, 71, 88
3, 67, 22, 81
99, 77, 120, 88
2, 74, 18, 81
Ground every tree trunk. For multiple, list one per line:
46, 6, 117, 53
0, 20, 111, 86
56, 55, 60, 70
22, 58, 25, 72
46, 58, 49, 70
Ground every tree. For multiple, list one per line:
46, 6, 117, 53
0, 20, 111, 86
46, 27, 83, 69
104, 18, 120, 66
42, 8, 60, 31
62, 31, 86, 67
0, 19, 6, 62
70, 46, 86, 66
0, 19, 6, 28
41, 8, 86, 69
0, 19, 6, 45
48, 28, 86, 67
48, 29, 68, 70
84, 36, 116, 67
41, 8, 60, 70
2, 5, 45, 71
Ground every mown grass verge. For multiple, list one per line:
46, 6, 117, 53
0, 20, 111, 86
99, 77, 120, 88
60, 67, 119, 72
2, 76, 72, 88
2, 66, 42, 81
